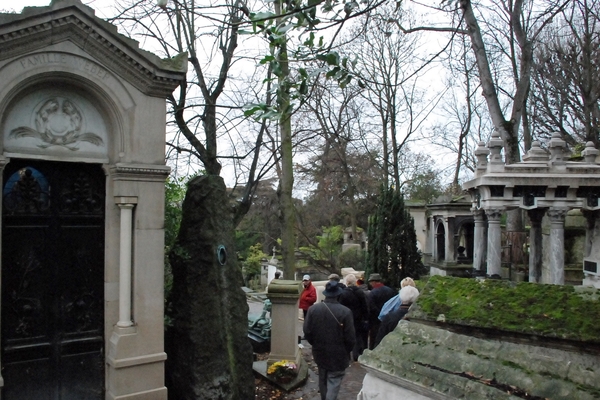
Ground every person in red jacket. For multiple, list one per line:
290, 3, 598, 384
299, 274, 317, 319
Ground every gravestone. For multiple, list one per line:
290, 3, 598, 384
166, 175, 254, 399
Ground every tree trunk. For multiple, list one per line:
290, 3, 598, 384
275, 0, 297, 280
166, 175, 254, 400
459, 0, 524, 164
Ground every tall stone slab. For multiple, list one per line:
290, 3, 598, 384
165, 175, 254, 400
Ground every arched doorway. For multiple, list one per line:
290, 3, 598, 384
457, 221, 475, 263
1, 159, 105, 399
436, 222, 446, 261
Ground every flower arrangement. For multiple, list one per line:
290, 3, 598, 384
267, 360, 298, 382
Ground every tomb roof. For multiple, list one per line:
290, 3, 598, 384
0, 0, 187, 97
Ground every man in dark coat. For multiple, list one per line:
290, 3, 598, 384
366, 273, 396, 350
304, 281, 356, 400
338, 274, 369, 361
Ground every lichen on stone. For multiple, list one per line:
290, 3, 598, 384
160, 52, 188, 71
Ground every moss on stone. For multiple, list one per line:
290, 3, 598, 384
410, 276, 600, 343
160, 52, 187, 70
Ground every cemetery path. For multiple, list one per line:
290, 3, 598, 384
250, 297, 367, 399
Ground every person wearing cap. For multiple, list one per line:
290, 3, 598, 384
374, 285, 420, 347
303, 281, 356, 400
328, 273, 346, 288
366, 273, 395, 350
299, 274, 317, 319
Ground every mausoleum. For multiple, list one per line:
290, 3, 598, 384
0, 1, 186, 398
463, 130, 600, 287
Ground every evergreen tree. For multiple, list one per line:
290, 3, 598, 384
366, 185, 426, 288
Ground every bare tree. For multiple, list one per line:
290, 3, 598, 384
294, 79, 383, 254
531, 0, 600, 148
108, 0, 275, 397
397, 0, 569, 160
350, 5, 443, 188
244, 0, 392, 278
454, 0, 569, 161
428, 33, 491, 186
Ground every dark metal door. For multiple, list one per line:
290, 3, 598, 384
1, 160, 105, 400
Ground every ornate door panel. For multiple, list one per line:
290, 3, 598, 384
2, 160, 105, 399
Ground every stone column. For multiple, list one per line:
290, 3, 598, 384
485, 209, 503, 277
115, 197, 138, 327
547, 208, 568, 285
267, 279, 303, 367
430, 216, 437, 261
446, 217, 456, 262
472, 208, 487, 273
527, 208, 546, 283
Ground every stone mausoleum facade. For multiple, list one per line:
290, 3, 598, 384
463, 130, 600, 288
0, 1, 185, 398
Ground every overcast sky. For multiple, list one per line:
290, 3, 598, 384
13, 0, 113, 18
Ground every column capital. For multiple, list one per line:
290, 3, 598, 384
484, 208, 503, 221
471, 208, 486, 220
547, 208, 568, 222
526, 207, 547, 225
115, 196, 138, 205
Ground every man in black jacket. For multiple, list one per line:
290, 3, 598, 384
366, 273, 396, 350
338, 274, 369, 361
304, 281, 356, 400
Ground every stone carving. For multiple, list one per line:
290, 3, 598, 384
9, 97, 104, 151
484, 208, 503, 221
547, 208, 568, 222
548, 132, 567, 165
474, 141, 489, 171
487, 129, 504, 164
522, 141, 549, 162
582, 141, 600, 163
248, 299, 272, 351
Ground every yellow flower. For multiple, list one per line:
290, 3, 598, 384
267, 360, 298, 378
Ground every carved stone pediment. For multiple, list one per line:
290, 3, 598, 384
0, 1, 187, 97
3, 89, 109, 161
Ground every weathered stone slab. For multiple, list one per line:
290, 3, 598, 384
361, 320, 600, 399
359, 276, 600, 399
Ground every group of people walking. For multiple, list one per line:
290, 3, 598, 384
300, 273, 419, 400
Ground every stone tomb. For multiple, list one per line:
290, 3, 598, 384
409, 196, 475, 277
359, 276, 600, 399
463, 130, 600, 287
0, 1, 185, 399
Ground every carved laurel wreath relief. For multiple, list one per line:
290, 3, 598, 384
10, 97, 104, 151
